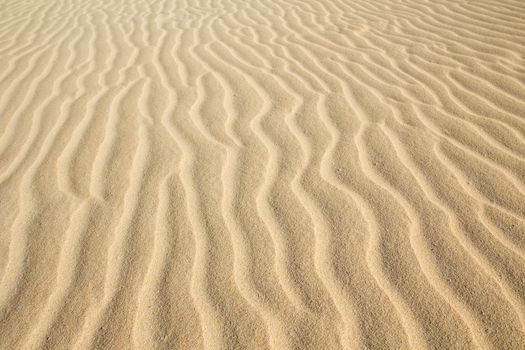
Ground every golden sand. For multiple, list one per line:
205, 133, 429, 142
0, 0, 524, 348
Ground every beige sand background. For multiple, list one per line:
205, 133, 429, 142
0, 0, 524, 348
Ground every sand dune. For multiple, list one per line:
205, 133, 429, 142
0, 0, 524, 348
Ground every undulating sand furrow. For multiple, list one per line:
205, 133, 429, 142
189, 15, 335, 348
210, 11, 348, 347
0, 0, 524, 348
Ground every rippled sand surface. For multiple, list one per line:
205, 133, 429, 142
0, 0, 524, 348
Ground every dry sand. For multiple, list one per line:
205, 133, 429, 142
0, 0, 524, 348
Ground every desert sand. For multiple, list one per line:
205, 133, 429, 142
0, 0, 524, 348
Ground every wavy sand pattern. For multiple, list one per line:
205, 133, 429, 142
0, 0, 524, 348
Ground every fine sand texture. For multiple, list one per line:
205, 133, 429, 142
1, 0, 525, 348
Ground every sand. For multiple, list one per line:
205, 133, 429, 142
0, 0, 524, 348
